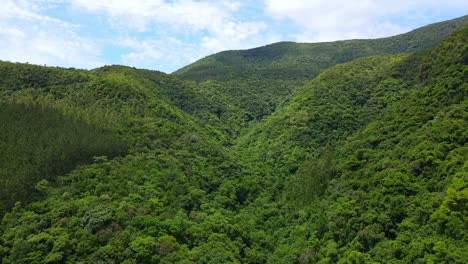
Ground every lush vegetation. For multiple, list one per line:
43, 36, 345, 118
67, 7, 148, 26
0, 18, 467, 263
0, 101, 127, 214
234, 26, 468, 262
175, 15, 467, 83
173, 15, 468, 129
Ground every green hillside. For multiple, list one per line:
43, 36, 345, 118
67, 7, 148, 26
175, 15, 468, 82
0, 61, 244, 216
233, 25, 468, 263
0, 19, 467, 264
173, 16, 468, 126
0, 60, 250, 263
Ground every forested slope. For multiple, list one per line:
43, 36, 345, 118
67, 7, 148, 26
0, 62, 245, 216
172, 15, 468, 126
0, 59, 253, 263
0, 19, 466, 264
175, 15, 467, 82
0, 101, 127, 214
232, 25, 468, 263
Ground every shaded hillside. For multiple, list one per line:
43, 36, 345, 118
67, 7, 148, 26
0, 101, 127, 215
91, 65, 245, 142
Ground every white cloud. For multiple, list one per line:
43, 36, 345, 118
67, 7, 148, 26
264, 0, 468, 42
0, 0, 103, 69
72, 0, 240, 32
201, 21, 269, 51
71, 0, 277, 71
117, 37, 200, 71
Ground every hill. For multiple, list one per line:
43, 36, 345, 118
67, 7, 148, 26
0, 61, 246, 216
175, 15, 468, 83
233, 25, 467, 262
172, 16, 468, 125
0, 19, 467, 264
0, 59, 255, 263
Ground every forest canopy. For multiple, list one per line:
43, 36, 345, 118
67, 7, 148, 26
0, 16, 467, 264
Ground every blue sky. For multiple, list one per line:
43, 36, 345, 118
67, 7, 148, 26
0, 1, 467, 73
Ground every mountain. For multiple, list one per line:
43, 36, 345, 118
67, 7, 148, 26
172, 15, 468, 125
0, 17, 467, 263
175, 15, 468, 82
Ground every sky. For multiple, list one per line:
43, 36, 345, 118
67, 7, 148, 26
0, 1, 467, 73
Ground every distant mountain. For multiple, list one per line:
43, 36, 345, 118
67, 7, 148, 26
172, 15, 468, 126
175, 15, 468, 82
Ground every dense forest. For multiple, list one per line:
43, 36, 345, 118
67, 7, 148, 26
174, 16, 468, 126
0, 16, 467, 263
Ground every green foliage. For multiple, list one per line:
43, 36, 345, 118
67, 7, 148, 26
173, 15, 468, 132
175, 15, 468, 83
236, 53, 416, 179
0, 101, 127, 215
287, 144, 336, 205
0, 19, 467, 264
0, 62, 90, 91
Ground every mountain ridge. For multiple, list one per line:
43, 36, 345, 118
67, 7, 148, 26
169, 15, 468, 129
174, 15, 468, 82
